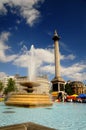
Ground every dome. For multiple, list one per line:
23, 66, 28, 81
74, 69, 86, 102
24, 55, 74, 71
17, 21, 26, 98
70, 81, 84, 87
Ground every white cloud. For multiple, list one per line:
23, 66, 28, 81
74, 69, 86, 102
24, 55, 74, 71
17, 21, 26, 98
65, 54, 75, 60
0, 0, 44, 26
0, 35, 84, 82
0, 32, 17, 62
13, 45, 85, 82
0, 31, 10, 42
13, 54, 29, 67
0, 0, 8, 15
61, 62, 86, 81
13, 46, 57, 69
39, 61, 86, 82
0, 72, 7, 80
35, 48, 54, 64
60, 41, 72, 52
40, 64, 54, 74
0, 36, 83, 82
16, 20, 21, 24
60, 54, 75, 60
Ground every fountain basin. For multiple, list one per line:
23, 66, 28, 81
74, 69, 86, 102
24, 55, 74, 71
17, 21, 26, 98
5, 93, 53, 107
20, 81, 40, 87
19, 81, 40, 93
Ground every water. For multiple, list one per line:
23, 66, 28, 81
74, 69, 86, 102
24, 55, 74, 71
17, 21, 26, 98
29, 45, 36, 81
20, 45, 37, 81
0, 102, 86, 130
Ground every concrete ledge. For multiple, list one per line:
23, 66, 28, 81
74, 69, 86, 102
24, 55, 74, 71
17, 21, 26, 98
0, 122, 56, 130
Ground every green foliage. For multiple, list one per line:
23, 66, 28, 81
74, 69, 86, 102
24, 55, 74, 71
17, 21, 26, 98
65, 83, 74, 95
3, 87, 8, 95
0, 81, 4, 92
4, 78, 17, 95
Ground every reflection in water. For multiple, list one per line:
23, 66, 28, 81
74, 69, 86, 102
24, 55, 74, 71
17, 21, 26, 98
3, 111, 15, 113
5, 107, 14, 109
45, 108, 52, 110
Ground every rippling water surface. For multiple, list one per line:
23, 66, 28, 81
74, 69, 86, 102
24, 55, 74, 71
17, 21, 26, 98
0, 102, 86, 130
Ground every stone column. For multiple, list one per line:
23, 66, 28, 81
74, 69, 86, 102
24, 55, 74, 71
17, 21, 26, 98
54, 37, 60, 78
53, 30, 60, 78
51, 30, 65, 93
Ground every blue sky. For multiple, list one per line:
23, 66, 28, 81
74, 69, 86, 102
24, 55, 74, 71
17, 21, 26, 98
0, 0, 86, 83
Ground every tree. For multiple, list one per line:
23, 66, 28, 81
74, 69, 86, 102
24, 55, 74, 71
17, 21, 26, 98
65, 83, 74, 95
4, 78, 17, 95
0, 81, 4, 93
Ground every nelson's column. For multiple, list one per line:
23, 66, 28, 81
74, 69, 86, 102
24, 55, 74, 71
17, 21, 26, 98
51, 30, 65, 92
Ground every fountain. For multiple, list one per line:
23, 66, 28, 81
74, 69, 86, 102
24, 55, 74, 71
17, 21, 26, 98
5, 45, 53, 107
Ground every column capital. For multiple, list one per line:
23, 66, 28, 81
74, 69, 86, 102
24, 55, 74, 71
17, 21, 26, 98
52, 30, 60, 41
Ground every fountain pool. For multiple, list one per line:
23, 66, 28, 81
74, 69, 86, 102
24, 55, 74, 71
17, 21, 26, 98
0, 102, 86, 130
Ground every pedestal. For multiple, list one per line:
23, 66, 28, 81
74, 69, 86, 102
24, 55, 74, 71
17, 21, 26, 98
51, 76, 65, 92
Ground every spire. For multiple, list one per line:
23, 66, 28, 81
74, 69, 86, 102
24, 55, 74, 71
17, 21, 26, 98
52, 30, 60, 41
